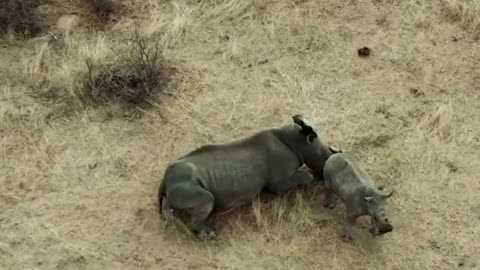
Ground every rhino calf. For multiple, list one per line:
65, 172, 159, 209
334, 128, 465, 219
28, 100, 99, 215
158, 115, 339, 239
322, 152, 395, 241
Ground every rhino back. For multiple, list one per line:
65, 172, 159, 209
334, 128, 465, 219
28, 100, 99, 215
181, 132, 297, 209
341, 153, 375, 186
324, 153, 373, 199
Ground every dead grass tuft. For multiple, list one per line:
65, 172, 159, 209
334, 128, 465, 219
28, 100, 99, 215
199, 0, 268, 23
24, 33, 110, 107
0, 0, 42, 37
441, 0, 480, 37
418, 102, 456, 141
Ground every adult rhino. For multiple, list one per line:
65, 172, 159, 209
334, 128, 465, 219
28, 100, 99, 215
158, 114, 339, 239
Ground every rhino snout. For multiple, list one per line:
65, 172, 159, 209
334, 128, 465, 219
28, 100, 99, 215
378, 223, 393, 234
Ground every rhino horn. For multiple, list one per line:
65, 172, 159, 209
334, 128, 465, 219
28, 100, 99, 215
329, 145, 343, 153
364, 196, 374, 203
377, 188, 395, 198
365, 186, 395, 198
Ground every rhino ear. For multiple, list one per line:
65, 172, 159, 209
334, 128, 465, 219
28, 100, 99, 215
364, 196, 374, 203
292, 114, 318, 139
292, 114, 307, 127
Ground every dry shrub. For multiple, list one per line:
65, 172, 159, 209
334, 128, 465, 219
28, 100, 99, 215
82, 0, 119, 23
84, 29, 172, 105
25, 29, 172, 112
0, 0, 42, 36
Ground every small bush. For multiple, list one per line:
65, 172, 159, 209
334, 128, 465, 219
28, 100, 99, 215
82, 0, 119, 23
0, 0, 42, 36
84, 29, 172, 105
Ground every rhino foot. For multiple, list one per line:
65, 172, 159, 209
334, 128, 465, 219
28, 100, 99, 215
296, 170, 315, 186
323, 190, 337, 209
341, 218, 356, 242
206, 230, 217, 240
323, 201, 336, 209
197, 228, 217, 240
369, 224, 392, 236
341, 233, 353, 242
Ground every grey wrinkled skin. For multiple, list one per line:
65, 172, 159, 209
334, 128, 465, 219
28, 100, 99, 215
323, 152, 395, 241
158, 115, 337, 239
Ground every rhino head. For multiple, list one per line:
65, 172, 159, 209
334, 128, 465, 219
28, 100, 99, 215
364, 186, 395, 235
275, 114, 339, 172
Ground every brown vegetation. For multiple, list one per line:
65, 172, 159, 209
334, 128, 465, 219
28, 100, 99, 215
82, 0, 119, 23
84, 29, 171, 105
0, 0, 42, 36
24, 28, 171, 111
1, 0, 479, 269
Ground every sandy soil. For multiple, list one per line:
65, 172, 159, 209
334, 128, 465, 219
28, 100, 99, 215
1, 0, 480, 269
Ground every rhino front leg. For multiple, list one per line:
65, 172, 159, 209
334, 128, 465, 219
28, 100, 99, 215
341, 214, 357, 242
267, 169, 314, 194
369, 215, 380, 235
168, 184, 217, 239
306, 168, 322, 180
323, 189, 337, 209
322, 176, 337, 209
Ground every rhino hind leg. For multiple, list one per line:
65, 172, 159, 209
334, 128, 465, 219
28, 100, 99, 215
266, 169, 314, 194
167, 184, 216, 239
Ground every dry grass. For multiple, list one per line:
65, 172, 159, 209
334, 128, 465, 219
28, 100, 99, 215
24, 28, 172, 110
441, 0, 480, 38
1, 0, 480, 269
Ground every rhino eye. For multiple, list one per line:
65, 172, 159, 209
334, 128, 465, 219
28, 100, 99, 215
384, 218, 389, 223
306, 134, 316, 144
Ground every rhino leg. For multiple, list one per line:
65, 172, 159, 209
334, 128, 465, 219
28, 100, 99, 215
341, 214, 357, 242
266, 169, 314, 194
322, 176, 337, 209
369, 215, 380, 235
323, 189, 337, 209
168, 184, 217, 239
306, 168, 322, 180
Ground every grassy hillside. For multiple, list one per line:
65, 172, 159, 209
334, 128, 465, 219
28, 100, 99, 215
1, 0, 479, 269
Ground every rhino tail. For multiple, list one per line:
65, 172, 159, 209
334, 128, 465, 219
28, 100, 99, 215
158, 178, 167, 215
